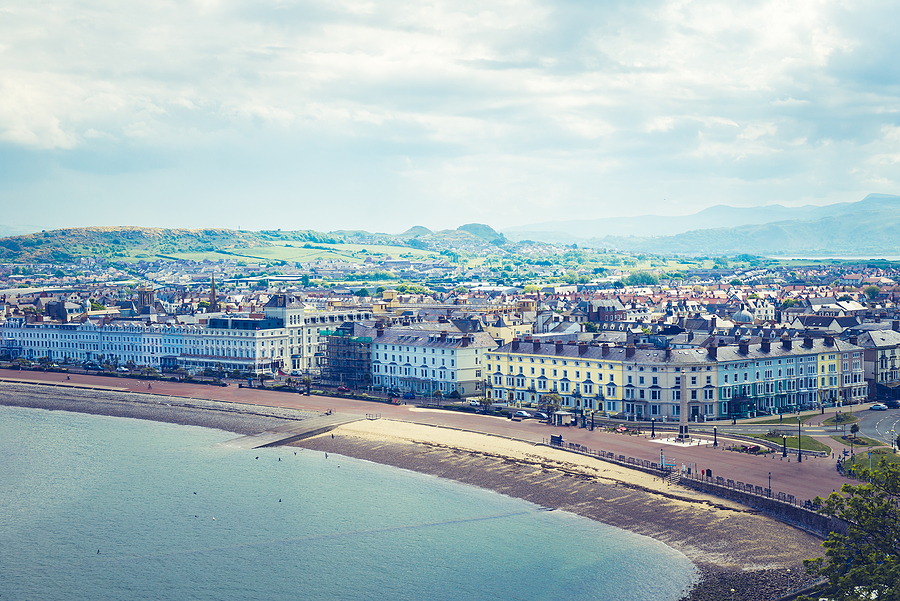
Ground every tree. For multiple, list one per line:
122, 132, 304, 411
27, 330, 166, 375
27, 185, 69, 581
802, 460, 900, 600
850, 423, 860, 438
623, 272, 659, 286
729, 279, 743, 286
477, 396, 493, 413
864, 286, 881, 300
354, 288, 370, 297
781, 299, 797, 309
583, 322, 599, 333
540, 393, 562, 414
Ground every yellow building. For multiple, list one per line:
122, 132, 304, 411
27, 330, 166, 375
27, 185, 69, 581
485, 338, 624, 412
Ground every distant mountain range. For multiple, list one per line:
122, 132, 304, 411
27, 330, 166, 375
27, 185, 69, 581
2, 195, 899, 262
504, 193, 900, 256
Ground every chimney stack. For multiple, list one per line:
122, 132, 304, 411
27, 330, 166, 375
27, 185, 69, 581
761, 339, 771, 352
894, 320, 899, 332
601, 343, 610, 356
533, 340, 540, 352
782, 335, 792, 351
556, 341, 564, 354
578, 342, 588, 355
440, 331, 447, 342
849, 336, 858, 345
825, 335, 835, 347
707, 343, 717, 359
804, 335, 814, 349
739, 340, 749, 354
626, 343, 635, 358
512, 339, 520, 351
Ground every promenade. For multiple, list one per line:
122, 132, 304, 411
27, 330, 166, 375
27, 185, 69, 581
0, 369, 861, 504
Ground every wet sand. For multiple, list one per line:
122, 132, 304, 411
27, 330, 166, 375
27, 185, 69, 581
1, 381, 826, 600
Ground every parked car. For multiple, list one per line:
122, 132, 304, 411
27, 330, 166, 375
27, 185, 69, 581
885, 399, 900, 409
534, 411, 549, 420
870, 403, 888, 411
337, 386, 350, 393
116, 366, 129, 372
402, 392, 415, 399
468, 400, 480, 407
514, 410, 531, 418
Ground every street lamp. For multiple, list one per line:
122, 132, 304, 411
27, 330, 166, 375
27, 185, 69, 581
797, 414, 802, 464
768, 471, 771, 495
782, 435, 787, 458
713, 425, 718, 447
651, 418, 656, 438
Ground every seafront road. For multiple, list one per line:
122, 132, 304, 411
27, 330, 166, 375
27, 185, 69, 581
1, 369, 868, 504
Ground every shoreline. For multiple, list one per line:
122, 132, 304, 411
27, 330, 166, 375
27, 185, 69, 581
0, 381, 825, 601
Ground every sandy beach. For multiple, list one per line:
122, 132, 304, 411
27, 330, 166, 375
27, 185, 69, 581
0, 381, 826, 601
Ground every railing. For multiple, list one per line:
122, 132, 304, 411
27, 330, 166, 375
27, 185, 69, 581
542, 437, 820, 511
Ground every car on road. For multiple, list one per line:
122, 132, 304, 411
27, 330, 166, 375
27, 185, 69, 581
885, 399, 900, 409
513, 410, 531, 418
116, 366, 129, 372
870, 403, 888, 411
402, 392, 415, 399
534, 411, 549, 420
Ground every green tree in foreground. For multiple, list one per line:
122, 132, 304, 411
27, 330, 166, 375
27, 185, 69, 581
802, 459, 900, 600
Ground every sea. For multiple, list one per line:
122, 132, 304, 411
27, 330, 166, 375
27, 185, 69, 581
0, 406, 697, 601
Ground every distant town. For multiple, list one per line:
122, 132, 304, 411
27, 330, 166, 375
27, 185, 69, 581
3, 240, 900, 425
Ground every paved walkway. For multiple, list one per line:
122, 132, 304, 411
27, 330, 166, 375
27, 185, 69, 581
1, 369, 866, 503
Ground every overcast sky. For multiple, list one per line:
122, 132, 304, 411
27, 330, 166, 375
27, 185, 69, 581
2, 0, 899, 234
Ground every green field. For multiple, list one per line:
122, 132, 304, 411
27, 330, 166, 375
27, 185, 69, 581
127, 242, 441, 265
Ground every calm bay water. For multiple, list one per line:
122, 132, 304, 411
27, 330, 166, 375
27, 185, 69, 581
0, 406, 696, 601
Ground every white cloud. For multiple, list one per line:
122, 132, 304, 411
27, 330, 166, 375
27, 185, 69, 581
0, 0, 899, 231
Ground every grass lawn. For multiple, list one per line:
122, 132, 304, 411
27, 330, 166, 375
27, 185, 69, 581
738, 433, 831, 453
822, 414, 860, 426
829, 435, 883, 447
843, 447, 900, 470
749, 414, 820, 425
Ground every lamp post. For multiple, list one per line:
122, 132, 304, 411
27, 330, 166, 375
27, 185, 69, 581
713, 425, 718, 447
651, 418, 656, 438
782, 434, 787, 458
768, 471, 771, 496
797, 414, 802, 463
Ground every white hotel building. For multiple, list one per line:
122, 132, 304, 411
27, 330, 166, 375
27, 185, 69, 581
1, 295, 372, 375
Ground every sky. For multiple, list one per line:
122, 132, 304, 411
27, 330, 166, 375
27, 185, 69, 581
2, 0, 900, 235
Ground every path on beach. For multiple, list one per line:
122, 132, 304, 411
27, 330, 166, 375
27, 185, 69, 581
1, 370, 861, 503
